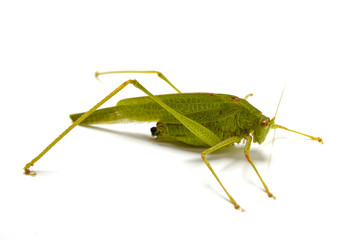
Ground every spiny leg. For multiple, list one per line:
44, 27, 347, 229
24, 80, 138, 175
201, 137, 244, 210
95, 70, 181, 93
24, 79, 220, 175
244, 135, 276, 199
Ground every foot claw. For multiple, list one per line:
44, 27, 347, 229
234, 203, 245, 212
268, 193, 276, 199
24, 168, 36, 176
95, 71, 100, 79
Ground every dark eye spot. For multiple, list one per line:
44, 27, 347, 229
261, 121, 269, 128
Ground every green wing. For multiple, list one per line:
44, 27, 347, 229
70, 93, 240, 125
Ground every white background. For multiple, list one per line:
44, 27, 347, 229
1, 0, 359, 239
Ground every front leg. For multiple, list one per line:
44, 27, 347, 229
244, 135, 276, 199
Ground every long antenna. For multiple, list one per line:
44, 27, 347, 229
268, 86, 286, 169
273, 86, 286, 122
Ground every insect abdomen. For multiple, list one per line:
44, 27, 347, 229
152, 122, 209, 146
152, 112, 248, 147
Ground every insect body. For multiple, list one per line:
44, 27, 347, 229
70, 93, 264, 146
24, 71, 323, 211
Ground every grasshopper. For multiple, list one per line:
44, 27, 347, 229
24, 71, 323, 211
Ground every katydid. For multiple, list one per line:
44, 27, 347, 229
24, 71, 323, 211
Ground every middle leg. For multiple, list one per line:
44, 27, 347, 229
201, 136, 244, 210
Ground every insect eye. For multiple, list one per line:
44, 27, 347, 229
261, 121, 269, 128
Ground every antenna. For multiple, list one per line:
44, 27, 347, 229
268, 86, 286, 169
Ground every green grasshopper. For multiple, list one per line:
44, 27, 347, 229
24, 71, 323, 211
